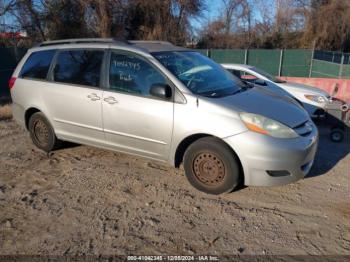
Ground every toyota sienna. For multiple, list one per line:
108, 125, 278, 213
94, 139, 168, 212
10, 39, 318, 194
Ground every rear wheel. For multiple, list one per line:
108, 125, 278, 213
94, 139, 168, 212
28, 112, 61, 152
183, 137, 241, 195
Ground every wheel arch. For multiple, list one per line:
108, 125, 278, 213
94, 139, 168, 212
24, 107, 41, 130
174, 134, 244, 178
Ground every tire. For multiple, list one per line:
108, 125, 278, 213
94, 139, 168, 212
330, 128, 344, 142
183, 137, 241, 195
28, 112, 61, 152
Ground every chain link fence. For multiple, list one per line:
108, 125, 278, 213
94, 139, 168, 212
310, 50, 350, 78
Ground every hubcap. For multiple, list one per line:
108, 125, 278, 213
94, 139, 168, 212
33, 119, 49, 146
193, 152, 226, 186
333, 133, 341, 140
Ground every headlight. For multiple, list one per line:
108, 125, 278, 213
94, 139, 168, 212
240, 113, 298, 139
304, 94, 327, 104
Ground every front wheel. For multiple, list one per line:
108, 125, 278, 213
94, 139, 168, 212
330, 128, 344, 142
28, 112, 61, 152
183, 137, 241, 195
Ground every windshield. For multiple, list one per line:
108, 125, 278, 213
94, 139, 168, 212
153, 51, 247, 97
250, 67, 286, 83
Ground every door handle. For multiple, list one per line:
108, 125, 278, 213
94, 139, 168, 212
104, 96, 118, 105
87, 93, 101, 101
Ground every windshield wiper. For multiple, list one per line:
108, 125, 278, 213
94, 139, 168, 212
242, 81, 254, 88
199, 87, 246, 98
229, 88, 246, 96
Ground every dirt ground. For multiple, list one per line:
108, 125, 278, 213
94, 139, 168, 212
0, 116, 349, 256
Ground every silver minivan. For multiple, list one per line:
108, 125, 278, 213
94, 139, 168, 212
10, 39, 318, 195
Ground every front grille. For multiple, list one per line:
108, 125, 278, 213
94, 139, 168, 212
293, 121, 313, 137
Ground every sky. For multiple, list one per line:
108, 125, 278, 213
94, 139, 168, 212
190, 0, 273, 36
190, 0, 222, 33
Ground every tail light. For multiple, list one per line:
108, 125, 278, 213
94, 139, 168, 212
8, 77, 16, 90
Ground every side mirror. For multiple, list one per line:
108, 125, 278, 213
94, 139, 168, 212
150, 83, 172, 99
255, 79, 267, 86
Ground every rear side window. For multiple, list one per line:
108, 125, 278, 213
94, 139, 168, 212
53, 50, 104, 87
19, 50, 55, 80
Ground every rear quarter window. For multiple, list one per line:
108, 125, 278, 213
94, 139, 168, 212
19, 50, 56, 80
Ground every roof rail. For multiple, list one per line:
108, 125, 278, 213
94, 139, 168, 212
37, 38, 129, 47
129, 40, 173, 45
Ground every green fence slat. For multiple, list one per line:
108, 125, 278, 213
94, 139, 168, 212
341, 64, 350, 78
247, 49, 281, 76
210, 49, 246, 64
311, 60, 340, 78
282, 49, 312, 77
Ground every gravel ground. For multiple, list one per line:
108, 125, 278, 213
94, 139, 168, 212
0, 118, 349, 255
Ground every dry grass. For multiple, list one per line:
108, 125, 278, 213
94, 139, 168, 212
0, 104, 12, 120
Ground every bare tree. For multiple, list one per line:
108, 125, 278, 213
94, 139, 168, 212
0, 0, 204, 44
0, 0, 16, 16
3, 0, 350, 51
302, 0, 350, 50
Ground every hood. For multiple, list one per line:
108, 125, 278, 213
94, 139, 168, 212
209, 86, 310, 128
279, 81, 329, 97
260, 82, 295, 99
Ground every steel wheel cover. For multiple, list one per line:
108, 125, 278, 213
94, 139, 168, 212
33, 119, 50, 147
193, 151, 226, 186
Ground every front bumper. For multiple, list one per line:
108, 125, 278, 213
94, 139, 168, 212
303, 103, 326, 118
224, 124, 319, 186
